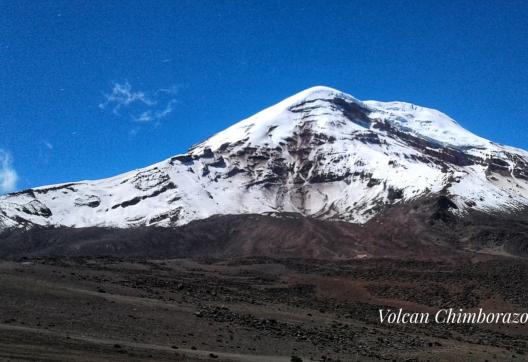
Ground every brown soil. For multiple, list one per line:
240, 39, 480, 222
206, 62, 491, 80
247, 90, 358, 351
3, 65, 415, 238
0, 256, 527, 361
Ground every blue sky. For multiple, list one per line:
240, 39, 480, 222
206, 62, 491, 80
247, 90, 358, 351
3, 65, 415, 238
1, 0, 527, 193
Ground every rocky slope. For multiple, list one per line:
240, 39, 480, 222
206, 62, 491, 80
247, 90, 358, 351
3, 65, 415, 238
1, 86, 528, 230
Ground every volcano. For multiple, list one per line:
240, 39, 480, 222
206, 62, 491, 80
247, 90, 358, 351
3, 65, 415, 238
1, 86, 527, 259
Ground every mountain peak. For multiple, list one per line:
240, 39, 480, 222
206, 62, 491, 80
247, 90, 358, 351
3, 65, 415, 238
288, 85, 355, 99
189, 86, 366, 154
281, 85, 362, 108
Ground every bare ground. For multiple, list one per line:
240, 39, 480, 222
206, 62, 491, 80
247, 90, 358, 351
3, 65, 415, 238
0, 256, 527, 361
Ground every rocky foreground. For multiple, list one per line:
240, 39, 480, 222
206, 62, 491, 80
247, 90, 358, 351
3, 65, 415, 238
0, 255, 527, 361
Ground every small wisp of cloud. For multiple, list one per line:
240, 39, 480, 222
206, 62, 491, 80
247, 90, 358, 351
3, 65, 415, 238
99, 81, 155, 116
99, 81, 178, 132
133, 98, 177, 124
0, 150, 18, 193
43, 141, 53, 150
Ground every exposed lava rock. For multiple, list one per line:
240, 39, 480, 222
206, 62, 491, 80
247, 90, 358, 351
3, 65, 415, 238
226, 167, 245, 178
19, 200, 52, 218
387, 187, 404, 201
208, 157, 227, 168
430, 195, 459, 223
111, 182, 176, 209
74, 196, 101, 208
169, 154, 194, 165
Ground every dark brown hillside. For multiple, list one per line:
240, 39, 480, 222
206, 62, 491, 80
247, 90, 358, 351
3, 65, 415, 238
1, 197, 527, 260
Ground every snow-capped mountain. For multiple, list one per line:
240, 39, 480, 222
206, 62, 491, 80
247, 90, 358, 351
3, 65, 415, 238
1, 86, 528, 230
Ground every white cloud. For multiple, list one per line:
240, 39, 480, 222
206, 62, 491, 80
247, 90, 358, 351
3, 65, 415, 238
128, 127, 140, 138
156, 99, 176, 119
43, 141, 53, 150
99, 81, 178, 125
134, 110, 154, 123
0, 150, 18, 193
99, 81, 154, 115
